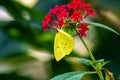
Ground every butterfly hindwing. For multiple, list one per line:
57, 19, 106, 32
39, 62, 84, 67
54, 29, 74, 61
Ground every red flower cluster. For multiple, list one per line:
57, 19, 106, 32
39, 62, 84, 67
42, 0, 95, 36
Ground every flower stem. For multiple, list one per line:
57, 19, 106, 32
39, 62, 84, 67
74, 28, 95, 62
97, 71, 104, 80
87, 71, 97, 74
74, 28, 104, 80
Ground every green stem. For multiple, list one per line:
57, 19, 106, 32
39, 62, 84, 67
74, 28, 104, 80
74, 28, 95, 62
87, 71, 97, 75
97, 71, 104, 80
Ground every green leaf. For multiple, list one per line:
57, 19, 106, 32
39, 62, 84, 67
100, 61, 110, 68
97, 59, 104, 63
93, 59, 109, 68
118, 75, 120, 80
96, 59, 110, 68
86, 22, 120, 35
51, 71, 88, 80
78, 58, 91, 66
66, 72, 87, 80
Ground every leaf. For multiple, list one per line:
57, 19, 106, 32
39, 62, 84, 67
78, 58, 91, 66
86, 22, 120, 35
97, 59, 105, 63
103, 68, 114, 80
66, 72, 87, 80
54, 29, 74, 61
96, 59, 110, 68
51, 71, 87, 80
100, 61, 110, 68
118, 75, 120, 80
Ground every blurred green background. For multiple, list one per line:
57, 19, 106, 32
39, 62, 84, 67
0, 0, 120, 80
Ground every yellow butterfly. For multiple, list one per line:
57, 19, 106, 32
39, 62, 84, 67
54, 29, 74, 61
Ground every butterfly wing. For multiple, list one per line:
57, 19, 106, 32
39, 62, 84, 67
54, 29, 74, 61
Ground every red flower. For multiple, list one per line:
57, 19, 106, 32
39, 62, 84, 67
42, 14, 53, 31
70, 10, 82, 22
77, 23, 89, 36
42, 0, 95, 36
56, 19, 65, 28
